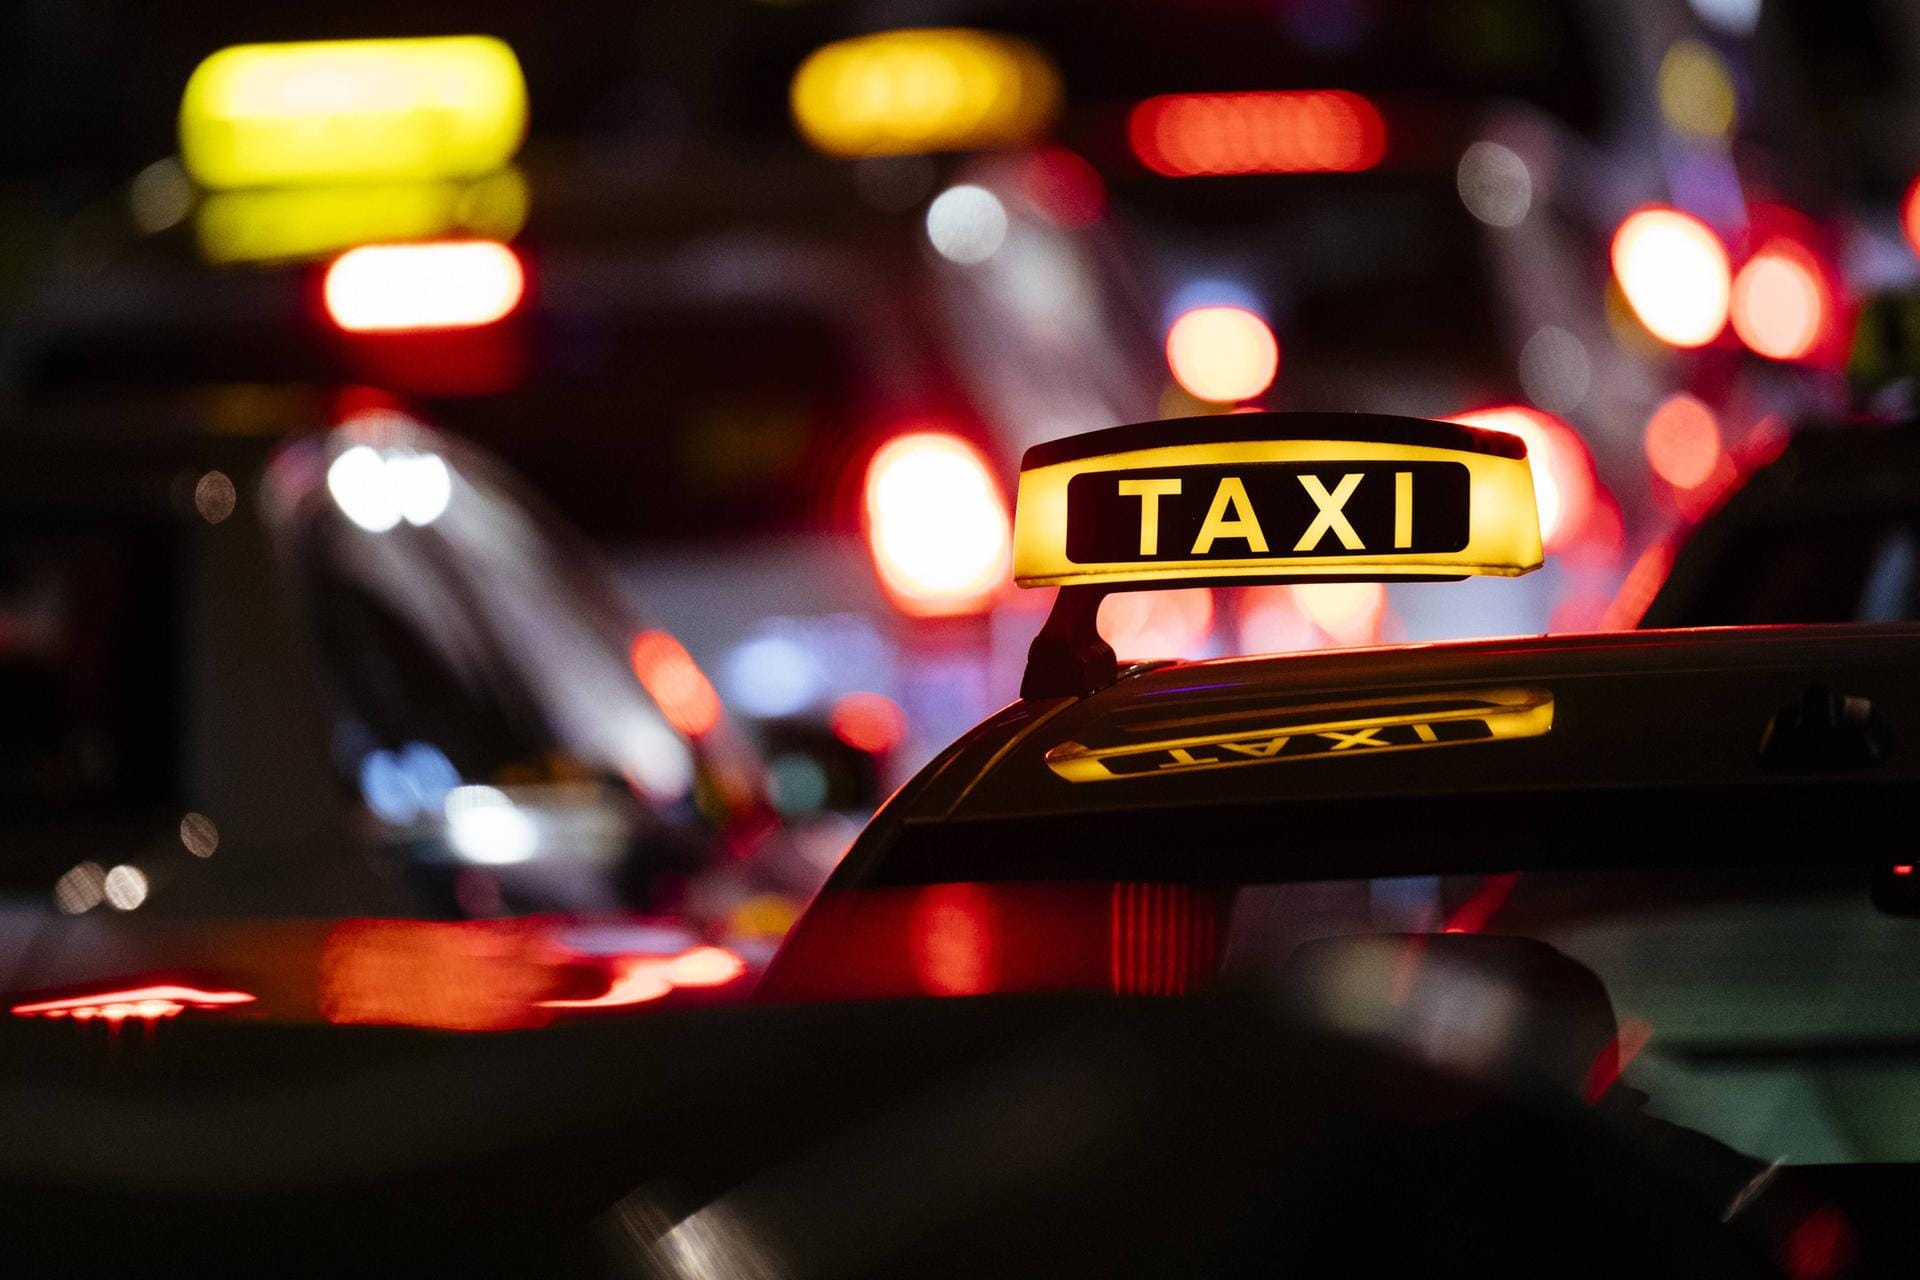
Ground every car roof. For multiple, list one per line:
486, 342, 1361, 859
837, 623, 1920, 887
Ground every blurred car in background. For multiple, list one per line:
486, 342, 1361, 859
0, 397, 805, 1013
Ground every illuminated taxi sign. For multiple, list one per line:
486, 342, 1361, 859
1044, 688, 1554, 782
790, 28, 1062, 158
1013, 413, 1543, 588
179, 36, 528, 190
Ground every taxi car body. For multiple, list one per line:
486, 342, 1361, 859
739, 411, 1920, 1275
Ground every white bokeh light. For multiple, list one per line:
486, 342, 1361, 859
103, 864, 150, 911
444, 785, 539, 864
1517, 326, 1592, 414
1689, 0, 1761, 36
1457, 141, 1532, 228
926, 184, 1008, 264
326, 445, 454, 532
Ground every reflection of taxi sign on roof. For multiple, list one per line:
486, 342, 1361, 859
1015, 414, 1542, 697
1044, 687, 1555, 782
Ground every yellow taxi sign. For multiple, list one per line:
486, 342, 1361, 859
790, 28, 1062, 158
1013, 413, 1543, 588
179, 36, 528, 190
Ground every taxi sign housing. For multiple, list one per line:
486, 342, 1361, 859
1014, 413, 1542, 589
1013, 413, 1542, 698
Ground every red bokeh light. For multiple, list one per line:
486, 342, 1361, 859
1731, 240, 1830, 361
830, 692, 909, 755
1129, 90, 1387, 176
1444, 406, 1596, 551
1021, 146, 1107, 228
1902, 178, 1920, 260
537, 946, 746, 1009
630, 630, 722, 738
1644, 394, 1724, 490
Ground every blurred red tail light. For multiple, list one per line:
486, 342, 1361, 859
758, 882, 1226, 1002
1129, 91, 1387, 177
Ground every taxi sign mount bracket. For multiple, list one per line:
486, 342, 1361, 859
1022, 585, 1117, 699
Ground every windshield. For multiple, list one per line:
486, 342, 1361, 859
1230, 866, 1920, 1165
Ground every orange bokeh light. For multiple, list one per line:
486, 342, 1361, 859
1444, 406, 1595, 551
1902, 178, 1920, 259
1644, 394, 1723, 490
319, 918, 559, 1031
1291, 581, 1387, 645
1730, 240, 1828, 361
630, 630, 722, 738
324, 240, 525, 333
1165, 305, 1280, 403
863, 432, 1010, 618
1611, 208, 1730, 348
1129, 90, 1387, 176
1098, 587, 1215, 659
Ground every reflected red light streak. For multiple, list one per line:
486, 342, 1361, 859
830, 692, 908, 755
1600, 540, 1676, 630
1440, 872, 1518, 935
910, 883, 1000, 996
1584, 1015, 1654, 1103
536, 946, 746, 1010
1129, 91, 1386, 176
11, 984, 257, 1022
630, 630, 722, 738
1894, 865, 1914, 877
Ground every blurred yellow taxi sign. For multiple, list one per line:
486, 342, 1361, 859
195, 169, 529, 265
790, 28, 1061, 158
1013, 413, 1543, 588
179, 36, 528, 190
